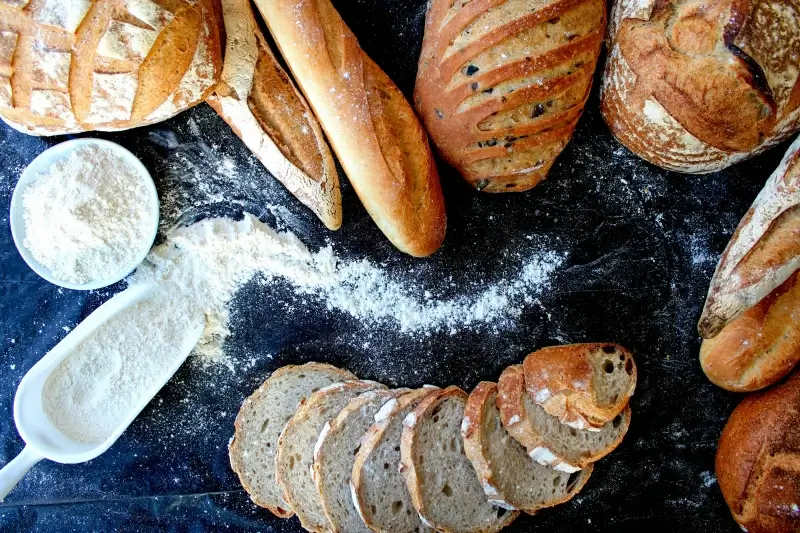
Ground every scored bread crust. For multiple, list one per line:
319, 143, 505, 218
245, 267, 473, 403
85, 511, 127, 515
228, 362, 356, 518
0, 0, 222, 135
600, 0, 800, 174
462, 381, 593, 514
700, 271, 800, 392
699, 136, 800, 338
400, 386, 519, 533
522, 343, 637, 429
716, 370, 800, 533
276, 379, 387, 533
253, 0, 446, 257
207, 0, 342, 231
414, 0, 607, 192
350, 387, 438, 533
497, 365, 630, 471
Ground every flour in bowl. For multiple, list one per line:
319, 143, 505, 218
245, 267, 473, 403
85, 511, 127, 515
22, 143, 156, 284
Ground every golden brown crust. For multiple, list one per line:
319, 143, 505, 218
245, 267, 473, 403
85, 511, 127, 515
415, 0, 606, 192
716, 371, 800, 533
701, 271, 800, 392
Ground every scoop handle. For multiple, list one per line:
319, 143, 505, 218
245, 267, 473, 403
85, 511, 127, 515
0, 445, 43, 501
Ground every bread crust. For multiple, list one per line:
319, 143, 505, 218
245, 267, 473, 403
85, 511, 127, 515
462, 381, 593, 514
522, 343, 637, 428
415, 0, 606, 192
600, 0, 800, 174
699, 136, 800, 338
717, 371, 800, 533
229, 362, 355, 518
207, 0, 341, 230
0, 0, 222, 135
253, 0, 446, 257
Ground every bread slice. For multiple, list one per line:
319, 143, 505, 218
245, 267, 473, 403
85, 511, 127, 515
351, 388, 438, 533
229, 362, 355, 517
498, 365, 630, 471
463, 381, 593, 514
523, 344, 636, 429
400, 386, 519, 533
276, 380, 387, 532
313, 388, 409, 533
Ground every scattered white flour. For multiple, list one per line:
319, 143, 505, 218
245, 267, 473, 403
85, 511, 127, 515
41, 284, 202, 444
128, 214, 563, 365
22, 143, 155, 284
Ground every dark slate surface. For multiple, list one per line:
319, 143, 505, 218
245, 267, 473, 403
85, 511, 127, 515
0, 1, 791, 531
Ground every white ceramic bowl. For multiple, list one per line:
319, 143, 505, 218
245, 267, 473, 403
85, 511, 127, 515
9, 139, 159, 290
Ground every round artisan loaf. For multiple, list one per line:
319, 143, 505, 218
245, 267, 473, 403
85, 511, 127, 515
717, 370, 800, 533
601, 0, 800, 173
0, 0, 223, 135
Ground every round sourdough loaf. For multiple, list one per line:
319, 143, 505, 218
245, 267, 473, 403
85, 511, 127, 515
0, 0, 223, 136
601, 0, 800, 173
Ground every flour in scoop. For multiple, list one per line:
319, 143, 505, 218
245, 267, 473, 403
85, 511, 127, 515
41, 285, 200, 444
22, 144, 155, 284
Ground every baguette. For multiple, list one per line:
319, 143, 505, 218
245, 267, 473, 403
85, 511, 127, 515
700, 271, 800, 392
0, 0, 222, 135
207, 0, 341, 230
252, 0, 446, 257
414, 0, 607, 192
601, 0, 800, 173
716, 370, 800, 533
699, 136, 800, 338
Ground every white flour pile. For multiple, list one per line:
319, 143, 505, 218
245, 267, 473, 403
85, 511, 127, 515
22, 143, 155, 284
129, 214, 563, 364
41, 285, 202, 444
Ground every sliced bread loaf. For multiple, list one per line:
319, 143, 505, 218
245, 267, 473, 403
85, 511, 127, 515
351, 388, 438, 533
313, 388, 409, 533
229, 362, 356, 517
523, 344, 636, 429
276, 380, 387, 532
400, 386, 519, 533
498, 365, 630, 472
462, 381, 593, 514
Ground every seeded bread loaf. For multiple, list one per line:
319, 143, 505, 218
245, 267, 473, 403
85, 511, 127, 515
207, 0, 341, 230
462, 381, 593, 514
601, 0, 800, 173
414, 0, 607, 192
0, 0, 222, 135
497, 365, 630, 472
313, 388, 409, 533
276, 380, 386, 532
400, 386, 519, 533
229, 362, 356, 518
351, 388, 438, 533
522, 344, 636, 430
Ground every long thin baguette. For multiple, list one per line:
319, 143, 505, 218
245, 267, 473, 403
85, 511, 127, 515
207, 0, 341, 230
252, 0, 447, 257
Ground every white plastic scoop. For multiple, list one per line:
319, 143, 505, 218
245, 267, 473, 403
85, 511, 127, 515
0, 282, 204, 500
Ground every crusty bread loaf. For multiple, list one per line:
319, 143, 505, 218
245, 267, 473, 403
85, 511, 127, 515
716, 370, 800, 533
700, 271, 800, 392
207, 0, 341, 230
313, 388, 408, 533
462, 382, 593, 514
497, 365, 630, 471
601, 0, 800, 174
414, 0, 606, 192
0, 0, 222, 135
252, 0, 447, 257
699, 136, 800, 338
276, 380, 386, 533
400, 386, 519, 533
522, 343, 636, 429
351, 388, 437, 533
228, 362, 356, 518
